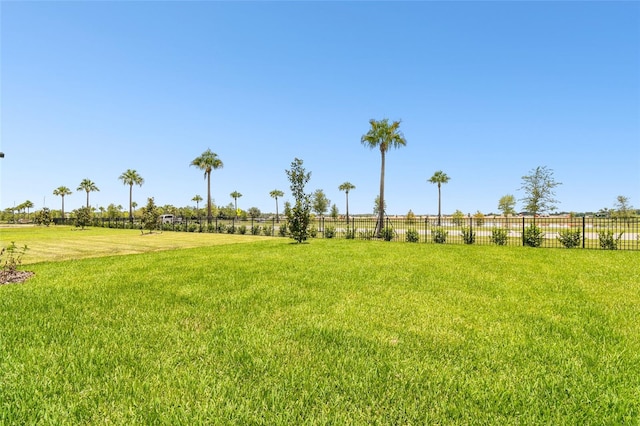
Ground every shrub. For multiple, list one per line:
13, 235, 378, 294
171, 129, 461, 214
227, 226, 236, 234
406, 229, 420, 243
345, 228, 355, 240
462, 227, 475, 244
237, 225, 247, 235
309, 227, 318, 238
359, 230, 375, 240
251, 225, 261, 235
324, 226, 336, 239
207, 224, 216, 233
490, 227, 508, 246
216, 224, 227, 234
187, 224, 198, 233
381, 227, 395, 242
1, 242, 28, 274
524, 224, 544, 247
262, 226, 273, 236
598, 230, 623, 250
557, 229, 581, 249
432, 227, 448, 244
278, 224, 288, 237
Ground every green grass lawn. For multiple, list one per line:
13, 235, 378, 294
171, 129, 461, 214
1, 227, 639, 424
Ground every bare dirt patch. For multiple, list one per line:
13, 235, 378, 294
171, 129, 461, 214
0, 270, 35, 285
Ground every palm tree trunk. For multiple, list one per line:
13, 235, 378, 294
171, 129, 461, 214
437, 184, 442, 226
345, 192, 350, 224
129, 184, 133, 221
61, 196, 65, 221
86, 191, 90, 208
376, 149, 386, 237
275, 198, 279, 223
207, 171, 212, 224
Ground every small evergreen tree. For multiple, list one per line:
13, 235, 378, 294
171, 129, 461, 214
141, 197, 160, 233
330, 204, 339, 219
74, 207, 92, 230
285, 158, 312, 243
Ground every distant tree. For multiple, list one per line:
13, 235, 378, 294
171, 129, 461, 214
452, 209, 465, 226
338, 182, 356, 224
361, 118, 407, 236
406, 209, 416, 224
192, 195, 203, 219
77, 178, 99, 208
131, 201, 138, 217
118, 169, 144, 221
190, 149, 223, 224
106, 204, 120, 220
373, 195, 387, 216
474, 210, 485, 226
230, 191, 243, 217
312, 189, 330, 216
330, 204, 339, 219
141, 197, 160, 233
53, 186, 72, 220
428, 170, 450, 226
248, 207, 261, 218
519, 166, 561, 216
74, 206, 92, 230
613, 195, 633, 220
23, 200, 34, 221
270, 189, 285, 223
498, 194, 517, 217
33, 208, 52, 227
285, 158, 312, 243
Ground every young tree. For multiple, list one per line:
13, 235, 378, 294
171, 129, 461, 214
312, 189, 330, 216
230, 191, 243, 217
614, 195, 633, 220
519, 166, 562, 216
452, 209, 465, 226
118, 169, 144, 221
285, 158, 312, 243
77, 178, 99, 208
498, 194, 516, 217
74, 206, 92, 230
248, 207, 261, 218
141, 197, 160, 233
33, 208, 52, 227
338, 182, 355, 224
361, 118, 407, 236
190, 149, 223, 224
53, 186, 72, 220
373, 195, 387, 216
270, 189, 284, 223
192, 195, 203, 219
428, 170, 450, 226
330, 204, 339, 219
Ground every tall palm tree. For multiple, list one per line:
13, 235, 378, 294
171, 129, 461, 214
338, 182, 356, 224
77, 179, 99, 208
230, 191, 243, 217
192, 195, 203, 220
23, 200, 34, 221
361, 118, 407, 236
428, 170, 450, 226
118, 169, 144, 221
53, 186, 72, 220
190, 149, 223, 224
269, 189, 284, 223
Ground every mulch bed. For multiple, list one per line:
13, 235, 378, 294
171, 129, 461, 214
0, 270, 35, 285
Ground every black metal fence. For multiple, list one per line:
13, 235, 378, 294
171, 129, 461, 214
53, 215, 639, 250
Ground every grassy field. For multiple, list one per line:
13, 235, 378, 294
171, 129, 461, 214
1, 227, 639, 424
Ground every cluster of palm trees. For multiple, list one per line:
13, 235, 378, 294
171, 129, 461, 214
11, 200, 34, 221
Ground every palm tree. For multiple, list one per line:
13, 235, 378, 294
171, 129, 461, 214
118, 169, 144, 221
53, 186, 72, 220
190, 149, 223, 224
428, 170, 450, 226
77, 179, 99, 208
338, 182, 356, 224
23, 200, 34, 221
361, 118, 407, 236
230, 191, 243, 217
269, 189, 284, 223
192, 195, 203, 220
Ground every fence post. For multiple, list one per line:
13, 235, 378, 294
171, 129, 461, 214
582, 216, 586, 249
522, 216, 526, 246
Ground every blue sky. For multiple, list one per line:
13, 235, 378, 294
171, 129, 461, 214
1, 1, 638, 216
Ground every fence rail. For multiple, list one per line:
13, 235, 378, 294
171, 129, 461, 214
51, 215, 640, 251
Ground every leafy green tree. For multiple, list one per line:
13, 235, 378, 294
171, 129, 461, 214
141, 197, 160, 233
428, 170, 450, 226
312, 189, 330, 216
406, 209, 416, 224
33, 208, 52, 227
498, 194, 516, 217
330, 204, 339, 219
270, 189, 284, 223
77, 178, 99, 208
613, 195, 633, 221
190, 149, 223, 224
53, 186, 72, 220
519, 166, 561, 216
285, 158, 312, 243
248, 207, 261, 218
474, 210, 485, 226
452, 209, 465, 226
373, 195, 387, 216
230, 191, 243, 217
118, 169, 144, 221
74, 206, 92, 230
106, 203, 121, 220
338, 182, 355, 224
361, 118, 407, 236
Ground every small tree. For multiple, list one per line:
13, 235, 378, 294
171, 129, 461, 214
330, 204, 339, 219
33, 208, 52, 227
406, 209, 416, 224
613, 195, 634, 224
141, 197, 160, 233
312, 189, 330, 217
519, 166, 561, 216
373, 195, 387, 216
474, 210, 485, 226
498, 194, 516, 217
285, 158, 312, 243
74, 207, 92, 230
248, 207, 261, 218
452, 210, 465, 226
